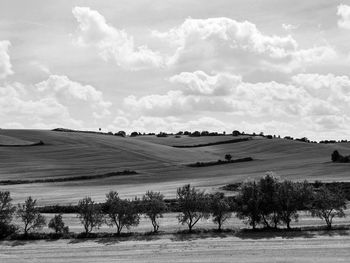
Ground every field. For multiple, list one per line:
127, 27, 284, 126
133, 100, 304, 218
0, 129, 350, 205
2, 231, 350, 263
1, 129, 350, 262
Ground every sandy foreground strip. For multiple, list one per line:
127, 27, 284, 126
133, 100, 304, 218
1, 233, 350, 263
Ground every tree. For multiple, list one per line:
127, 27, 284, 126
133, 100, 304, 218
48, 214, 69, 234
105, 191, 140, 235
309, 186, 347, 229
235, 181, 261, 229
0, 191, 16, 237
258, 173, 280, 228
275, 181, 312, 229
142, 191, 167, 233
176, 184, 209, 232
224, 154, 232, 162
77, 197, 103, 234
209, 193, 231, 231
331, 150, 340, 162
17, 196, 46, 236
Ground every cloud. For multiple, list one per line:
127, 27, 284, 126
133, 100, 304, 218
0, 75, 112, 129
153, 18, 336, 73
169, 71, 241, 96
72, 6, 164, 70
337, 4, 350, 29
119, 71, 350, 139
0, 40, 13, 79
36, 75, 112, 118
282, 23, 299, 31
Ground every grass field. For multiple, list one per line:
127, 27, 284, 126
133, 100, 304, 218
0, 129, 350, 205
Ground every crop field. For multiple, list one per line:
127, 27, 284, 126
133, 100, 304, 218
0, 129, 350, 205
1, 231, 350, 263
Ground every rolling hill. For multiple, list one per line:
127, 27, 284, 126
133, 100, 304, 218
0, 129, 349, 205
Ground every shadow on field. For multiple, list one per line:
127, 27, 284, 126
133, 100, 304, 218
170, 229, 234, 242
234, 226, 350, 240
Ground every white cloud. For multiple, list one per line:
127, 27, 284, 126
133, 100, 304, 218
337, 4, 350, 29
282, 23, 299, 31
0, 75, 112, 129
169, 71, 241, 96
0, 40, 13, 79
119, 71, 350, 139
153, 18, 336, 73
36, 75, 112, 118
72, 6, 164, 70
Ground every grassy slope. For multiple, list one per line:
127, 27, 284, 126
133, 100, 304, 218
0, 129, 349, 205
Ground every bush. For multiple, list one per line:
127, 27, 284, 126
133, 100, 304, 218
48, 214, 69, 234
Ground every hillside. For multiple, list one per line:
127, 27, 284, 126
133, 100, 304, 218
0, 129, 349, 205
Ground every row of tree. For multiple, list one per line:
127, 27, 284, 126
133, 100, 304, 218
0, 175, 347, 238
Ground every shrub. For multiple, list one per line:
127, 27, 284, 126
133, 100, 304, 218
48, 214, 69, 234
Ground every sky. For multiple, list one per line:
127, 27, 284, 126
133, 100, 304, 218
1, 0, 350, 140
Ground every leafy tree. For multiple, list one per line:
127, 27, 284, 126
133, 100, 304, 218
224, 154, 232, 162
77, 197, 103, 234
176, 184, 209, 232
309, 186, 347, 229
331, 150, 340, 162
275, 181, 312, 229
209, 193, 231, 231
0, 191, 17, 237
17, 196, 46, 236
142, 191, 167, 233
48, 214, 69, 234
235, 181, 261, 229
105, 191, 140, 235
258, 173, 280, 228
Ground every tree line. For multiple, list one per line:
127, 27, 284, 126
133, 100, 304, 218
0, 174, 347, 239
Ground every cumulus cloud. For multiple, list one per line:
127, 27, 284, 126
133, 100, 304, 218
337, 4, 350, 29
35, 75, 112, 118
153, 18, 336, 73
169, 71, 241, 96
72, 7, 164, 70
119, 71, 350, 139
0, 75, 112, 129
0, 40, 13, 79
